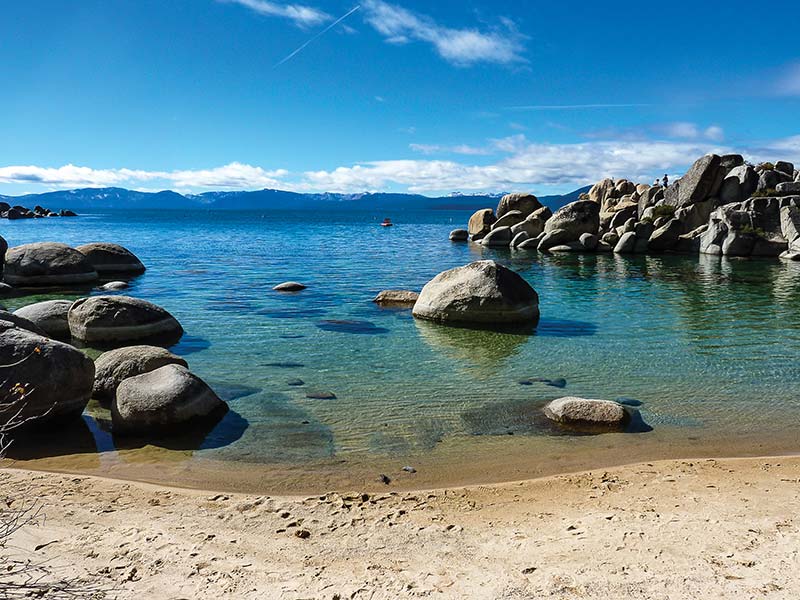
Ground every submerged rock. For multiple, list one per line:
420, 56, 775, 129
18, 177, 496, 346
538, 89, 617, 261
13, 300, 73, 339
3, 242, 98, 287
412, 260, 539, 326
93, 345, 189, 402
68, 295, 183, 344
373, 290, 419, 307
273, 281, 306, 292
543, 396, 628, 430
75, 243, 145, 275
112, 364, 227, 434
0, 320, 95, 425
99, 280, 129, 291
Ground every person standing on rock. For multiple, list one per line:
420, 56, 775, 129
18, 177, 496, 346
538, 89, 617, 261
662, 174, 669, 187
653, 177, 660, 187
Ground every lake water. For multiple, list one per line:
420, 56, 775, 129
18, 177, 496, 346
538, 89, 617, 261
3, 209, 800, 492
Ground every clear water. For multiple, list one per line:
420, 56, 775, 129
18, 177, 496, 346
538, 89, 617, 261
3, 210, 800, 491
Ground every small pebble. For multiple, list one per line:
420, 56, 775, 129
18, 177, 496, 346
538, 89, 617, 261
294, 529, 311, 539
402, 466, 417, 473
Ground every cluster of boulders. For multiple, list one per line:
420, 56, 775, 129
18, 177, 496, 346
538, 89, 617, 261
0, 240, 225, 440
452, 154, 800, 261
0, 202, 77, 219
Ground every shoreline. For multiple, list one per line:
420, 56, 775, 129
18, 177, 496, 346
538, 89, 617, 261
3, 454, 800, 598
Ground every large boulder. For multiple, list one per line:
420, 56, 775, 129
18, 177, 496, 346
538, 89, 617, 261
588, 178, 615, 206
0, 236, 6, 277
467, 209, 496, 240
0, 309, 48, 337
719, 165, 759, 204
491, 210, 526, 230
757, 169, 792, 192
613, 231, 637, 254
481, 226, 512, 247
68, 295, 183, 345
93, 345, 188, 402
412, 260, 539, 325
373, 290, 419, 307
496, 193, 542, 219
544, 201, 600, 240
74, 243, 145, 275
777, 182, 800, 196
780, 205, 800, 251
775, 161, 795, 176
543, 397, 628, 430
13, 300, 73, 339
647, 218, 683, 252
0, 321, 94, 424
449, 229, 468, 242
664, 154, 723, 208
112, 364, 227, 434
3, 242, 98, 287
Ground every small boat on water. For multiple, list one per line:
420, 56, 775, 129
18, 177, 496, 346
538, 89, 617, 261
381, 218, 393, 227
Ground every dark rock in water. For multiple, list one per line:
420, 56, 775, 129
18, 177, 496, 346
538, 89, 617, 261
617, 397, 643, 407
517, 379, 533, 386
170, 334, 210, 355
60, 209, 78, 217
449, 229, 468, 241
93, 345, 188, 402
278, 333, 305, 339
317, 319, 389, 335
0, 321, 95, 425
546, 378, 567, 388
264, 361, 305, 368
412, 260, 539, 326
305, 390, 336, 400
75, 243, 145, 275
211, 382, 262, 401
4, 242, 98, 287
68, 295, 183, 345
534, 319, 597, 337
273, 281, 306, 292
286, 378, 305, 387
112, 364, 228, 434
258, 307, 326, 319
13, 300, 73, 340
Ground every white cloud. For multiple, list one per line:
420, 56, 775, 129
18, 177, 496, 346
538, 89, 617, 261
704, 125, 725, 142
775, 62, 800, 96
222, 0, 330, 28
409, 143, 491, 156
361, 0, 525, 66
3, 135, 798, 196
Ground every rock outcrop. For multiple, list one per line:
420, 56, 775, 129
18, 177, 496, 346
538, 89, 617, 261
3, 242, 98, 286
467, 209, 496, 240
68, 295, 183, 345
412, 260, 539, 325
13, 300, 73, 339
543, 396, 628, 430
93, 345, 188, 402
75, 243, 145, 275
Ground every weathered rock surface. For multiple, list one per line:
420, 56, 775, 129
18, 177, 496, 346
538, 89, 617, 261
496, 193, 542, 219
491, 210, 525, 230
448, 229, 468, 241
481, 226, 512, 247
664, 154, 723, 208
544, 201, 600, 240
647, 218, 683, 252
373, 290, 419, 307
68, 295, 184, 344
467, 209, 496, 240
412, 260, 539, 325
4, 242, 98, 286
75, 243, 145, 275
93, 345, 188, 402
543, 396, 628, 430
13, 300, 73, 339
112, 364, 227, 434
0, 320, 94, 424
0, 309, 48, 337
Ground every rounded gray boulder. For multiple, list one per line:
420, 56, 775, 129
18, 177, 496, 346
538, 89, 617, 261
112, 364, 227, 434
0, 320, 95, 424
4, 242, 98, 287
412, 260, 539, 325
273, 281, 306, 292
75, 243, 145, 275
544, 396, 628, 431
496, 193, 542, 219
13, 300, 73, 339
544, 201, 600, 240
93, 345, 189, 402
68, 295, 183, 345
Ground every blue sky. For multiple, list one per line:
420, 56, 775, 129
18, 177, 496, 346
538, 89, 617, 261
1, 0, 799, 196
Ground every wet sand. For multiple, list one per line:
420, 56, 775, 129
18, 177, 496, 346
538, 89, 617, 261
3, 456, 800, 599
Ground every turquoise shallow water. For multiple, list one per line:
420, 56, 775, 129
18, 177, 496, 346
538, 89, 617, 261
3, 209, 800, 490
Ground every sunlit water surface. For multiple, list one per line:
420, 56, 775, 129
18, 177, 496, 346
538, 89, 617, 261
3, 210, 800, 492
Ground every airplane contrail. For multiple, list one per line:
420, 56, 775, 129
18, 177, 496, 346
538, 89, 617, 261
274, 5, 361, 68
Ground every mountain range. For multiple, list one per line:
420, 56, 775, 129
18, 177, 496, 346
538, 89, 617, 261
0, 186, 591, 213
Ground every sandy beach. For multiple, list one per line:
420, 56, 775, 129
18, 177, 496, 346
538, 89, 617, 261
3, 456, 799, 599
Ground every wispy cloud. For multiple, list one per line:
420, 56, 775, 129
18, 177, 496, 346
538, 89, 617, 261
775, 62, 800, 96
361, 0, 525, 66
221, 0, 330, 28
410, 143, 491, 156
507, 103, 651, 111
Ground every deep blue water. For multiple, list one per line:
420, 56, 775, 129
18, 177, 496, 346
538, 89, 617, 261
3, 209, 800, 483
